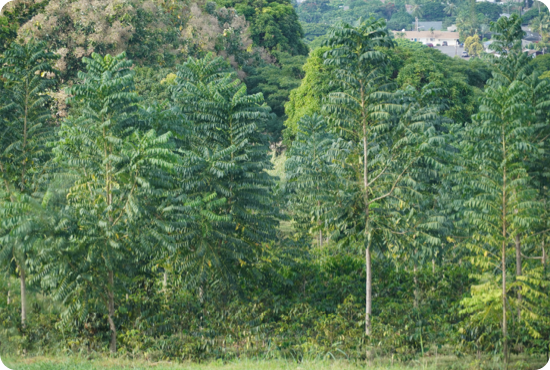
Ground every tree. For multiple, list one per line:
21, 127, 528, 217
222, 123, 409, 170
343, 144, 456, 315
245, 51, 307, 141
48, 52, 178, 353
322, 17, 446, 337
489, 13, 525, 56
529, 13, 550, 54
285, 114, 347, 246
0, 40, 58, 329
422, 2, 445, 21
284, 47, 337, 142
171, 54, 279, 292
410, 1, 424, 20
216, 0, 308, 55
444, 1, 458, 17
464, 34, 484, 57
457, 50, 549, 366
476, 2, 502, 23
387, 11, 415, 31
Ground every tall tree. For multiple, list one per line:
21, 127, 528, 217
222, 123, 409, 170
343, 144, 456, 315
457, 50, 549, 366
0, 40, 57, 329
48, 52, 178, 353
171, 54, 279, 293
488, 13, 525, 56
529, 13, 550, 54
285, 114, 348, 246
322, 18, 446, 336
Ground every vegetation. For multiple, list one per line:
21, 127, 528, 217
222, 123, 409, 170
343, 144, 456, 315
4, 355, 549, 369
0, 1, 549, 369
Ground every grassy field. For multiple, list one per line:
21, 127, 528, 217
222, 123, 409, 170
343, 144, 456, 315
2, 355, 548, 370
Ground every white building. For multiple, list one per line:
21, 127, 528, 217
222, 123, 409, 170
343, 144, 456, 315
393, 31, 460, 46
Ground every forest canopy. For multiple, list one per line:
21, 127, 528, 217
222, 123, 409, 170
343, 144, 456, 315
0, 0, 550, 369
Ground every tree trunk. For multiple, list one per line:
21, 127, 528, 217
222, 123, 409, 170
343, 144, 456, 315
318, 200, 322, 248
432, 259, 436, 291
515, 235, 522, 323
542, 240, 546, 267
20, 264, 26, 329
366, 243, 372, 336
7, 279, 10, 305
502, 136, 508, 367
107, 270, 117, 354
502, 238, 507, 365
362, 121, 372, 337
163, 271, 168, 292
413, 262, 419, 309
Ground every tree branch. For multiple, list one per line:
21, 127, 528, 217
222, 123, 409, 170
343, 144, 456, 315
368, 159, 415, 205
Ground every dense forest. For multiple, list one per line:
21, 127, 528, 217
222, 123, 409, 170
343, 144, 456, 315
1, 0, 550, 368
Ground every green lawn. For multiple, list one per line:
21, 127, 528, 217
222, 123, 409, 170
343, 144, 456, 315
2, 355, 548, 370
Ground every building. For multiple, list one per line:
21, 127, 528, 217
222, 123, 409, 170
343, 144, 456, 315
393, 31, 460, 46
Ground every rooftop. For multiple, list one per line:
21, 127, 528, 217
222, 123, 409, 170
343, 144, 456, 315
394, 30, 461, 39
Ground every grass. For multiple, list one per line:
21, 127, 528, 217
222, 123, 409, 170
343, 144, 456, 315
2, 355, 548, 370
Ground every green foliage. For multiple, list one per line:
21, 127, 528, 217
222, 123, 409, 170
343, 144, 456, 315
488, 13, 525, 55
393, 46, 479, 124
46, 52, 179, 352
455, 49, 550, 361
464, 34, 483, 57
171, 53, 279, 288
245, 52, 307, 141
298, 0, 333, 23
421, 2, 446, 21
530, 54, 550, 74
284, 114, 346, 242
301, 23, 331, 44
522, 5, 549, 24
0, 39, 59, 329
284, 47, 336, 142
0, 0, 48, 53
387, 11, 414, 31
1, 3, 550, 366
529, 13, 550, 54
476, 2, 501, 23
215, 0, 308, 55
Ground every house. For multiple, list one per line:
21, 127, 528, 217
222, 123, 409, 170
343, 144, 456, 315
393, 30, 460, 46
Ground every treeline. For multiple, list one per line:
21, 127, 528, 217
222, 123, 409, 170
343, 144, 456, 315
297, 0, 550, 51
0, 9, 549, 369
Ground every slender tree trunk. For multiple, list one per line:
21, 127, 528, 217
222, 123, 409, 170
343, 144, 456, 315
502, 238, 507, 365
366, 243, 372, 336
20, 264, 26, 329
413, 262, 419, 309
362, 122, 372, 336
542, 240, 546, 267
515, 235, 522, 323
432, 258, 436, 291
318, 201, 322, 248
107, 270, 117, 354
163, 271, 168, 292
7, 279, 10, 305
502, 159, 508, 366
